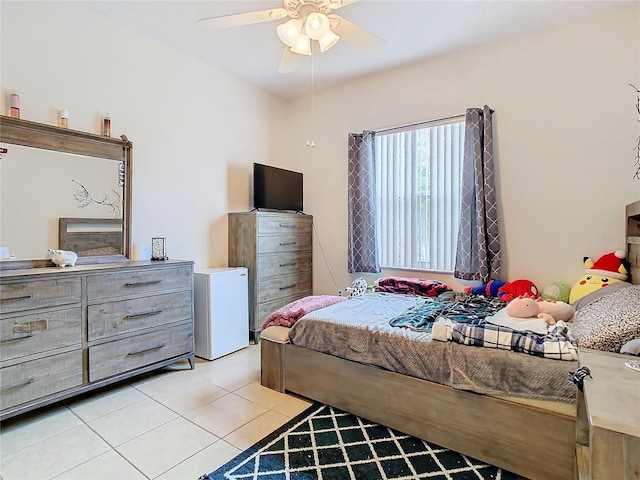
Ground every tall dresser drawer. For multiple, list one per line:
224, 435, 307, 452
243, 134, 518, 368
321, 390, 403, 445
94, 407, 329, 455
0, 350, 83, 410
257, 215, 312, 235
88, 291, 192, 341
0, 308, 82, 362
87, 266, 192, 301
257, 251, 312, 279
258, 235, 312, 254
256, 273, 312, 304
0, 279, 81, 315
89, 322, 193, 381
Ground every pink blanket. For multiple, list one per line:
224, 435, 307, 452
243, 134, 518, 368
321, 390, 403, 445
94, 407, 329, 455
261, 295, 348, 330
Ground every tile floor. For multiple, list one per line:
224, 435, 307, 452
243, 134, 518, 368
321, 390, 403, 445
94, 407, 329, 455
0, 345, 313, 480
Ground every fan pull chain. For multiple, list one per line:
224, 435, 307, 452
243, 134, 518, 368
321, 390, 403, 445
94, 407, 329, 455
306, 52, 315, 148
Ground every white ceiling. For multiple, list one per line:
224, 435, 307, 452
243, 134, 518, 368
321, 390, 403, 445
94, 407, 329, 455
80, 0, 631, 100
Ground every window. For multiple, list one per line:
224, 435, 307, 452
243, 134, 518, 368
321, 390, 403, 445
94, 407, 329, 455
374, 118, 465, 272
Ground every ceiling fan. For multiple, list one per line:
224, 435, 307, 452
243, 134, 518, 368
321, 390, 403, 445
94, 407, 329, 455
197, 0, 385, 73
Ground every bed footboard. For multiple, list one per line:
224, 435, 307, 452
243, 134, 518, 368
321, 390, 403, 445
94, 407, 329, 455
261, 340, 575, 480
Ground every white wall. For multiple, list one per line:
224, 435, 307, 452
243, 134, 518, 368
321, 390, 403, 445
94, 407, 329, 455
288, 5, 640, 294
0, 1, 288, 268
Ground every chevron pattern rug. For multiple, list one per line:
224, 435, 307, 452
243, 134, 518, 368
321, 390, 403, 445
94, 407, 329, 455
199, 403, 518, 480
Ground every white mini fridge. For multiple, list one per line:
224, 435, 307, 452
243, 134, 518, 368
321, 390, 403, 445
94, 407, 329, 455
194, 267, 249, 360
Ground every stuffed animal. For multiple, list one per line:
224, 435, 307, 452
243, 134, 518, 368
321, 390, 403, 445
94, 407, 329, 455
541, 282, 571, 303
464, 279, 505, 296
497, 279, 539, 302
569, 251, 628, 304
506, 297, 575, 325
345, 278, 368, 298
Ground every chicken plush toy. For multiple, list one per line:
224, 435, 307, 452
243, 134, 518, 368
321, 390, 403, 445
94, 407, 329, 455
568, 251, 628, 304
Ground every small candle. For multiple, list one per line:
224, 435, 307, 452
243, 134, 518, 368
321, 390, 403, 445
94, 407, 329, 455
103, 114, 111, 137
10, 91, 20, 119
59, 109, 68, 128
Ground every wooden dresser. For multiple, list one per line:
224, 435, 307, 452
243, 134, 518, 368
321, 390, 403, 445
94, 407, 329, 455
0, 260, 194, 421
228, 211, 312, 341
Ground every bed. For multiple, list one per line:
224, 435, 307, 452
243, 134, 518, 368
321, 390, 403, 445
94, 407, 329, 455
58, 217, 122, 257
260, 200, 640, 480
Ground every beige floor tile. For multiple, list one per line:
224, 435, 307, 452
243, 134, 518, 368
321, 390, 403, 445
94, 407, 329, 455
152, 377, 228, 415
223, 410, 290, 451
0, 424, 110, 480
87, 397, 178, 446
184, 393, 268, 438
155, 440, 241, 480
191, 360, 259, 392
233, 381, 288, 409
52, 450, 146, 480
115, 417, 217, 479
132, 368, 203, 397
0, 406, 82, 458
67, 383, 147, 422
272, 394, 314, 418
227, 344, 260, 368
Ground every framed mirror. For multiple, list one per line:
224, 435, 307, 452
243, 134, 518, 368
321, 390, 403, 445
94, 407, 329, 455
0, 116, 132, 269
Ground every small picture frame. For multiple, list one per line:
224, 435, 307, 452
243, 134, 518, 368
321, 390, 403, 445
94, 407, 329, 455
151, 237, 168, 261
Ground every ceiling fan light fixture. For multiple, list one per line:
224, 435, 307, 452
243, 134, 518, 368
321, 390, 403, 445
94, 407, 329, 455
277, 18, 302, 48
318, 29, 340, 52
291, 33, 312, 55
305, 12, 330, 40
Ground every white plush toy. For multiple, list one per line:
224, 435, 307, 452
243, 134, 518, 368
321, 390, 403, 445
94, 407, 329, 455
345, 278, 368, 298
48, 249, 78, 267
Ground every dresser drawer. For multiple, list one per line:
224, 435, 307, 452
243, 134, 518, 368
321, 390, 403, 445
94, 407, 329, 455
0, 350, 83, 410
257, 215, 312, 235
255, 292, 312, 329
258, 235, 312, 255
88, 291, 192, 341
0, 278, 81, 315
257, 251, 312, 279
256, 273, 312, 304
87, 266, 192, 301
0, 308, 82, 362
89, 322, 193, 382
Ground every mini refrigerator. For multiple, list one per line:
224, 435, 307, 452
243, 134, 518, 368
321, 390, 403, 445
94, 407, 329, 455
194, 267, 249, 360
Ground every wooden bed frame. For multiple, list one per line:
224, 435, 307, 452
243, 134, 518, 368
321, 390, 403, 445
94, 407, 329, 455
260, 200, 640, 480
58, 217, 122, 255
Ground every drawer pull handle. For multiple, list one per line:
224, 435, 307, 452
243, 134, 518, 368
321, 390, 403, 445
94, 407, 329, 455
278, 224, 295, 228
124, 280, 162, 287
279, 262, 296, 267
0, 334, 34, 344
127, 344, 165, 357
0, 294, 34, 303
124, 309, 163, 320
279, 285, 296, 291
1, 378, 35, 391
279, 242, 296, 246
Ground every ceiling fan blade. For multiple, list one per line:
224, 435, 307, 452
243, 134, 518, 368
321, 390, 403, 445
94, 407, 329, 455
329, 14, 385, 51
326, 0, 359, 10
279, 47, 301, 73
197, 8, 288, 29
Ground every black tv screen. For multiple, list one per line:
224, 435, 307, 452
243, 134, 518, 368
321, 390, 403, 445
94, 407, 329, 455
253, 163, 303, 212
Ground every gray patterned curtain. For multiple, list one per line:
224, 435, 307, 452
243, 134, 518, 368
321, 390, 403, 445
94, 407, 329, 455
454, 106, 501, 282
347, 131, 380, 273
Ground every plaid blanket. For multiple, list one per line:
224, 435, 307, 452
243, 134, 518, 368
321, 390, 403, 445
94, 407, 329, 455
389, 294, 504, 332
432, 318, 578, 361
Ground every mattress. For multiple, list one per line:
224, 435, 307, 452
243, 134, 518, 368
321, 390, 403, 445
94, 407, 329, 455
288, 292, 577, 403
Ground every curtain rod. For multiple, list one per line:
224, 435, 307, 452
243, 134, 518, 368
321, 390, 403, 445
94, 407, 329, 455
375, 113, 465, 135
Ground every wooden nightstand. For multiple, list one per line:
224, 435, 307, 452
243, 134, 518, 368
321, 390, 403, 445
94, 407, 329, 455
575, 349, 640, 480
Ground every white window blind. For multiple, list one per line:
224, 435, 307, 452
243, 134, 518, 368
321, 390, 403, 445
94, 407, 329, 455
374, 119, 464, 272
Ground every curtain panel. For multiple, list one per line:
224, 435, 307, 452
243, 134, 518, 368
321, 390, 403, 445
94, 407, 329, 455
347, 131, 381, 273
454, 105, 501, 282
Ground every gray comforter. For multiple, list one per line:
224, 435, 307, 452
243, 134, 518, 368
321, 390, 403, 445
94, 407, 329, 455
288, 293, 576, 403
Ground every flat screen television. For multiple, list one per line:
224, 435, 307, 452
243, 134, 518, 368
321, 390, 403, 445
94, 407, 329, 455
253, 163, 303, 212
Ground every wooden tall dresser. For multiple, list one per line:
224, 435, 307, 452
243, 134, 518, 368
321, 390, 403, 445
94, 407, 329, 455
228, 211, 312, 341
0, 260, 194, 421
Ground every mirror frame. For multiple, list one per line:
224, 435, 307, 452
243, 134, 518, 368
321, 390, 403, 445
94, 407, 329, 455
0, 115, 132, 269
